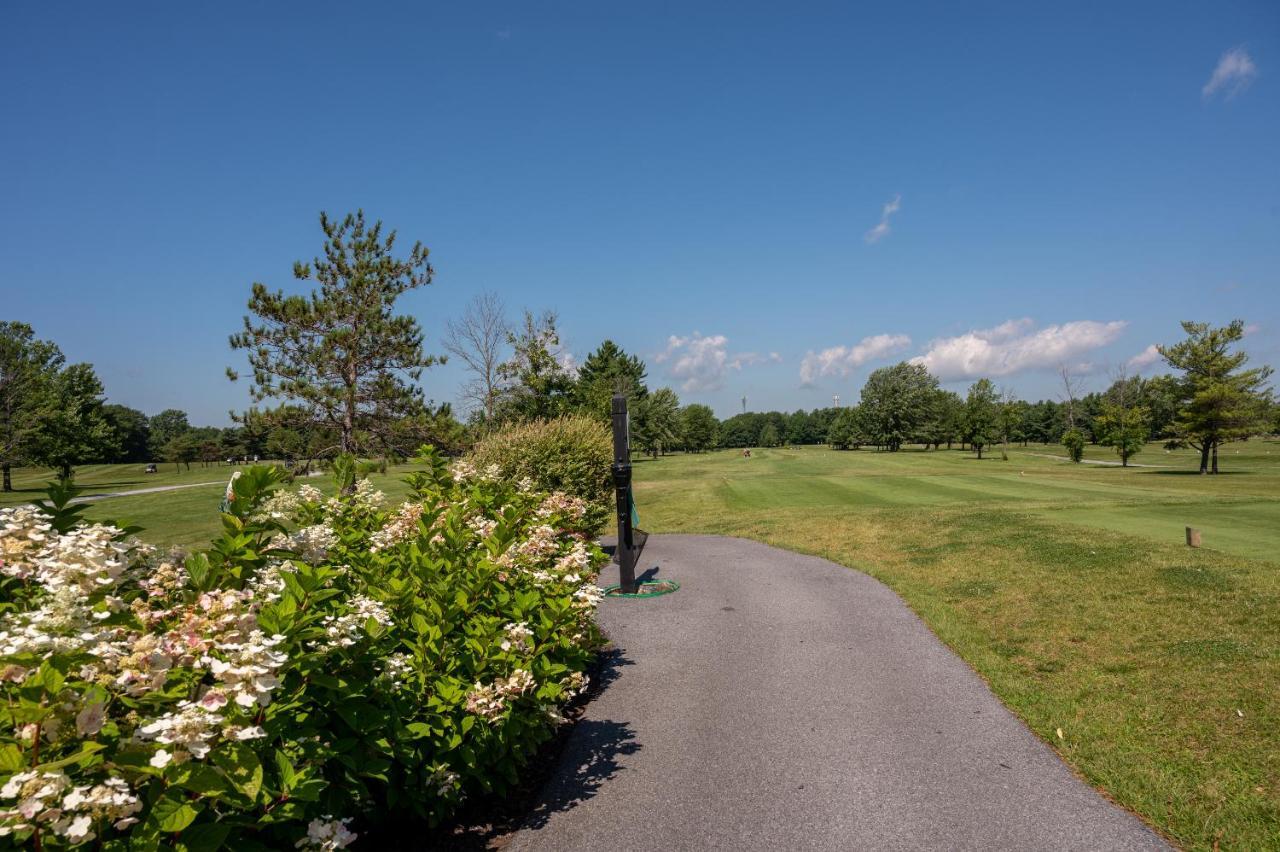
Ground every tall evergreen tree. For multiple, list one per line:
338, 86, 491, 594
0, 322, 63, 491
574, 340, 648, 419
230, 211, 441, 462
1158, 320, 1273, 473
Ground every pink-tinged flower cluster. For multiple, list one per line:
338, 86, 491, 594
535, 492, 588, 523
465, 669, 537, 722
0, 771, 140, 843
369, 502, 424, 552
0, 506, 53, 580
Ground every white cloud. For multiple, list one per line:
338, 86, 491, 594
864, 194, 901, 244
557, 349, 580, 377
657, 333, 774, 392
1203, 46, 1258, 99
799, 334, 912, 385
1126, 344, 1162, 371
910, 319, 1128, 381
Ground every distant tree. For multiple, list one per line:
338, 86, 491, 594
1095, 367, 1150, 467
162, 433, 202, 472
758, 423, 781, 448
574, 340, 648, 420
230, 210, 442, 467
920, 389, 963, 449
717, 413, 761, 448
963, 378, 1000, 460
859, 362, 939, 451
28, 363, 116, 482
1096, 402, 1149, 467
0, 322, 63, 491
1058, 365, 1086, 462
1159, 320, 1274, 473
996, 391, 1025, 459
784, 410, 819, 445
102, 404, 151, 463
827, 406, 865, 450
495, 310, 575, 422
631, 387, 680, 458
680, 404, 719, 452
147, 409, 191, 460
1140, 375, 1180, 440
443, 291, 511, 424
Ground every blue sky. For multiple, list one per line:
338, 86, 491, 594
3, 1, 1277, 423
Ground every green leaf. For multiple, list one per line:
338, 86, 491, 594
273, 750, 297, 791
175, 822, 231, 852
172, 763, 233, 799
211, 742, 264, 802
0, 745, 24, 773
34, 741, 105, 772
149, 790, 203, 833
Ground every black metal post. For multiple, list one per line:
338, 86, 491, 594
611, 393, 637, 593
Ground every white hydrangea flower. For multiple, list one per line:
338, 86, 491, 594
297, 815, 357, 849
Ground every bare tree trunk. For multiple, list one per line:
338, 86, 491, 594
1198, 443, 1210, 474
1, 463, 10, 493
1211, 443, 1219, 474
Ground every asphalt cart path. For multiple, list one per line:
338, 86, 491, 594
509, 534, 1167, 851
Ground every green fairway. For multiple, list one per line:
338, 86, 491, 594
632, 441, 1280, 850
1, 462, 424, 549
0, 462, 240, 508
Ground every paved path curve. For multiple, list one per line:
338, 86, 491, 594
70, 481, 225, 503
510, 535, 1168, 851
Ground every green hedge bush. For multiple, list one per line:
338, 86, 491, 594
0, 448, 605, 848
467, 415, 613, 535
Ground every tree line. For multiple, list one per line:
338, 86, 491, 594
4, 210, 1274, 488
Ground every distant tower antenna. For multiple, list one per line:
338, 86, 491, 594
833, 394, 840, 408
741, 395, 747, 414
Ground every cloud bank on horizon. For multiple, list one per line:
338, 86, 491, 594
908, 318, 1128, 381
799, 334, 912, 385
662, 317, 1149, 396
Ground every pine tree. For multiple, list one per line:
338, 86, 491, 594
1158, 320, 1273, 473
230, 211, 440, 463
575, 340, 648, 419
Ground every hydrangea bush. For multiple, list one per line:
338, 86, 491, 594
0, 448, 605, 849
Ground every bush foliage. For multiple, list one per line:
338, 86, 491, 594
0, 449, 605, 848
468, 415, 613, 534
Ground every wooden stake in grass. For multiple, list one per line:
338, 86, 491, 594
1186, 527, 1202, 548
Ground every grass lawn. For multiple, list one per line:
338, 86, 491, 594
632, 440, 1280, 851
0, 462, 239, 508
1, 462, 424, 549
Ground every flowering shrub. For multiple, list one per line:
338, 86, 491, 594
467, 415, 614, 535
0, 449, 605, 848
